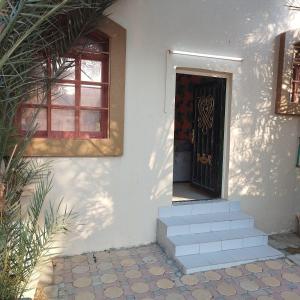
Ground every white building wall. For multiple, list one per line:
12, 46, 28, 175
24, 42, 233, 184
48, 0, 300, 255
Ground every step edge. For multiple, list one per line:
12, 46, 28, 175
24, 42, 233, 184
176, 245, 283, 259
178, 254, 284, 274
169, 232, 268, 247
165, 218, 255, 235
171, 236, 269, 257
173, 240, 270, 257
158, 200, 240, 217
175, 246, 283, 267
169, 228, 267, 241
160, 213, 254, 226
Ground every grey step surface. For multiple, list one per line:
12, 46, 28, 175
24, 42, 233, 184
159, 200, 240, 217
168, 228, 268, 256
175, 245, 283, 274
156, 200, 284, 274
159, 211, 254, 236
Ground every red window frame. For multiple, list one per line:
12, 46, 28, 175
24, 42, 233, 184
19, 33, 110, 139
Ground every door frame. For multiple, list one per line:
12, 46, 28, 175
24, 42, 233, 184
173, 67, 232, 199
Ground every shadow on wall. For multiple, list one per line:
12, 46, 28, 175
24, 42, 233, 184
44, 0, 300, 259
228, 3, 300, 233
47, 108, 174, 255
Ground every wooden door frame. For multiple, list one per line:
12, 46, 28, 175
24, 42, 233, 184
173, 68, 232, 199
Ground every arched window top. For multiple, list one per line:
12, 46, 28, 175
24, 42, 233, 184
72, 32, 109, 54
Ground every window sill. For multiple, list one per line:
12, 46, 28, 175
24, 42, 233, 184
24, 137, 123, 157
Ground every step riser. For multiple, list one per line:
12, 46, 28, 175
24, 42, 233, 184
170, 235, 268, 256
157, 220, 168, 253
167, 219, 254, 236
176, 255, 282, 274
159, 201, 240, 218
175, 245, 283, 274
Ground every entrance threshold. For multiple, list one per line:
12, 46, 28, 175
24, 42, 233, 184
172, 182, 213, 203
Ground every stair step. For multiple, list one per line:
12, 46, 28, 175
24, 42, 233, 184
168, 228, 267, 256
159, 200, 240, 217
159, 211, 254, 236
175, 245, 283, 274
156, 200, 283, 274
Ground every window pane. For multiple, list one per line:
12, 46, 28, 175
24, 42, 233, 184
62, 61, 75, 80
80, 110, 101, 132
26, 86, 46, 104
54, 58, 75, 80
52, 84, 75, 106
21, 108, 47, 131
292, 63, 300, 103
31, 63, 47, 81
292, 83, 300, 103
81, 85, 107, 107
51, 109, 75, 131
81, 60, 102, 82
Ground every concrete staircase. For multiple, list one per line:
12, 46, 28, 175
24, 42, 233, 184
157, 200, 283, 274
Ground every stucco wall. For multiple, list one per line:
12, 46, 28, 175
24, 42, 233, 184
48, 0, 300, 255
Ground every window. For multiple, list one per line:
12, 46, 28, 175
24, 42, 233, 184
20, 33, 110, 139
291, 42, 300, 104
276, 29, 300, 115
21, 17, 126, 157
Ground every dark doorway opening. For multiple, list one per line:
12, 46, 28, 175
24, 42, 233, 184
173, 73, 226, 202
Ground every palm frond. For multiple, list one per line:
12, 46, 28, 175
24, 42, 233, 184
0, 0, 116, 298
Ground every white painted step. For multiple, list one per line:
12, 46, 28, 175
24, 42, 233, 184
159, 211, 254, 236
167, 228, 268, 256
175, 245, 283, 274
159, 200, 240, 217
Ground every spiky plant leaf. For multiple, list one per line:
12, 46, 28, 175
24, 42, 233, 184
0, 0, 116, 299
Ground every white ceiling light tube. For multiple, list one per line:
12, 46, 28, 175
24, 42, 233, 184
169, 50, 243, 62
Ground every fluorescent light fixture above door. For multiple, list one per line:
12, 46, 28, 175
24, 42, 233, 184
169, 50, 243, 62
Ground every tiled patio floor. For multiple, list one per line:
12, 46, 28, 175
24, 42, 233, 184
35, 243, 300, 300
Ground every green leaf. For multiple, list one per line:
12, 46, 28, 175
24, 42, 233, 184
0, 0, 115, 298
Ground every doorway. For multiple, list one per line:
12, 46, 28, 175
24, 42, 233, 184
173, 73, 226, 202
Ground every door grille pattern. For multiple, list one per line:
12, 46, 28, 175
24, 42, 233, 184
197, 95, 214, 134
192, 79, 226, 197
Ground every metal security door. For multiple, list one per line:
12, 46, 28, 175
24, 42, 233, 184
191, 78, 226, 197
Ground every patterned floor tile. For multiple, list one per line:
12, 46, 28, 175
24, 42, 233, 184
34, 243, 300, 300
